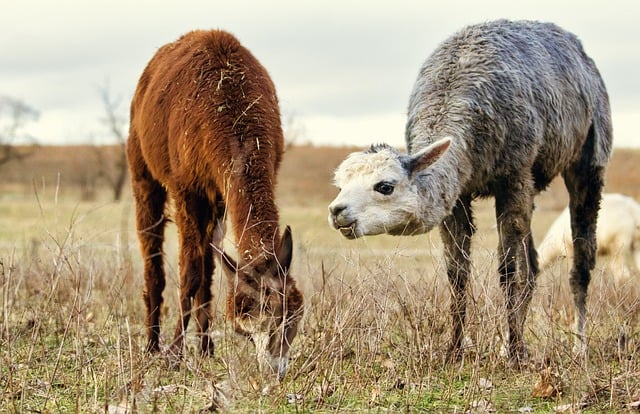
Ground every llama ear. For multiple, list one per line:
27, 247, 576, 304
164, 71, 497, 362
220, 251, 239, 277
276, 225, 293, 274
212, 218, 226, 251
407, 137, 451, 178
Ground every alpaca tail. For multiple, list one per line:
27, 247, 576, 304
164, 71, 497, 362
590, 99, 613, 168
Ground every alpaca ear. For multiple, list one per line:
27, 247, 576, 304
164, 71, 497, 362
276, 225, 293, 274
408, 137, 451, 178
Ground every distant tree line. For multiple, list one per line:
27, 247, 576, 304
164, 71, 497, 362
0, 95, 39, 166
0, 83, 129, 202
1, 84, 304, 202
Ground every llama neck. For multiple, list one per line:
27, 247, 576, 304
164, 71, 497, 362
227, 179, 281, 262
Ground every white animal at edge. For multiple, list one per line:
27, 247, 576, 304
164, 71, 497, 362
538, 193, 640, 277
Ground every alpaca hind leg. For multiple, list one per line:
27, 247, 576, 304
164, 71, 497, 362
563, 166, 604, 355
439, 196, 474, 362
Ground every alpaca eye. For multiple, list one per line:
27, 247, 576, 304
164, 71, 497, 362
374, 181, 395, 195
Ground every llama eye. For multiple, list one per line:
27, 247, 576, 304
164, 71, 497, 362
374, 181, 395, 195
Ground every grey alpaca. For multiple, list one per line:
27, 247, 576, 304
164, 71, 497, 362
328, 19, 612, 364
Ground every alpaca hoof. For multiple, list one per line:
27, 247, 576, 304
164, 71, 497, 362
507, 344, 529, 370
572, 340, 588, 360
445, 345, 464, 364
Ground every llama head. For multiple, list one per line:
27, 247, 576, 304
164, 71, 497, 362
328, 138, 451, 238
218, 225, 303, 380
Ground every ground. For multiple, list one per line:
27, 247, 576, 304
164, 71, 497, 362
0, 145, 639, 412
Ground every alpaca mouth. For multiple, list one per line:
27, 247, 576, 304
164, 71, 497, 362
338, 224, 358, 239
329, 213, 358, 239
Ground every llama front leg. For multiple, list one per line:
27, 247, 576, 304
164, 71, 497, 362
439, 196, 474, 362
194, 240, 214, 356
170, 193, 211, 358
193, 211, 225, 356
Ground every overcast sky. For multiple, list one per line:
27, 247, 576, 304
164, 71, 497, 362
1, 0, 638, 148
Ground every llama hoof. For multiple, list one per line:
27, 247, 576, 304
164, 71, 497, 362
145, 340, 161, 354
164, 346, 183, 370
200, 336, 214, 357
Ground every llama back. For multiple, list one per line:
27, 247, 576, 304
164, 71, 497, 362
128, 29, 286, 259
130, 29, 284, 190
405, 20, 612, 194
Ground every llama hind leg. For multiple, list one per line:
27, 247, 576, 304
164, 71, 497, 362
171, 192, 212, 358
439, 196, 474, 362
131, 176, 167, 353
564, 166, 605, 355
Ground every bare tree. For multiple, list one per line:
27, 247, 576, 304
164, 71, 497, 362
97, 82, 128, 201
0, 95, 39, 166
282, 111, 306, 149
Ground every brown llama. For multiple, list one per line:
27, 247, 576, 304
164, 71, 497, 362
127, 29, 303, 379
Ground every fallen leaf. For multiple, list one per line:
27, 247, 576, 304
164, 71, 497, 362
553, 403, 573, 412
467, 398, 495, 413
532, 367, 562, 398
478, 377, 493, 391
286, 393, 304, 404
107, 404, 130, 414
370, 385, 381, 404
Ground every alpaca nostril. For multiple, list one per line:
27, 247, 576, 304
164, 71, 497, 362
329, 203, 346, 217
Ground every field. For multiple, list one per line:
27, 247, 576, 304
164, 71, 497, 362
1, 145, 640, 413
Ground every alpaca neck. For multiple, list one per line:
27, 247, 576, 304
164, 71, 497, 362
413, 144, 466, 231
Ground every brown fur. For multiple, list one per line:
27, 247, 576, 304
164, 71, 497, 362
127, 30, 303, 369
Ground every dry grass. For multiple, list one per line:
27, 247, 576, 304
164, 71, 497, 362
1, 146, 640, 413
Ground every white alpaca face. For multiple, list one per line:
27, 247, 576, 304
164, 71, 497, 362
328, 148, 423, 238
328, 138, 452, 239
